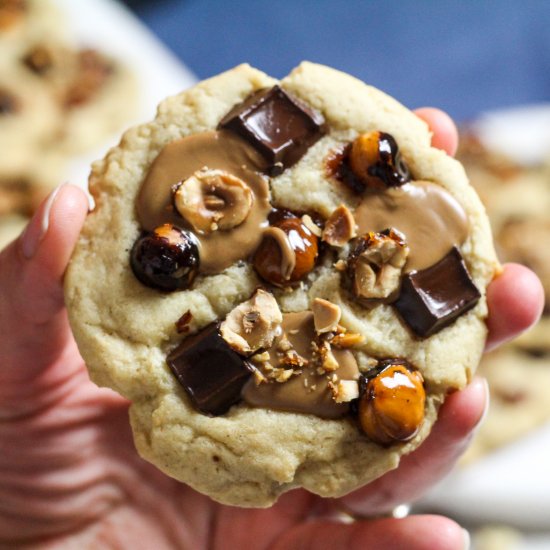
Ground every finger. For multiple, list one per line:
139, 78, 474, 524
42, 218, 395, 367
337, 377, 488, 516
272, 515, 468, 550
0, 184, 88, 378
414, 107, 459, 156
485, 263, 544, 352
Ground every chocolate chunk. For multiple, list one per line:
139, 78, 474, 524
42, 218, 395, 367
167, 323, 254, 415
394, 246, 481, 337
218, 85, 326, 175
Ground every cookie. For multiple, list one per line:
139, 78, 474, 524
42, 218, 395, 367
462, 347, 550, 463
15, 41, 138, 154
65, 63, 498, 507
0, 0, 64, 55
0, 63, 62, 178
458, 131, 550, 460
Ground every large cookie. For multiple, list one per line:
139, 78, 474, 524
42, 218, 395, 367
65, 63, 498, 507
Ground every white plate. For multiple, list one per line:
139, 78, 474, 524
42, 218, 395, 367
471, 103, 550, 166
420, 105, 550, 545
52, 0, 197, 187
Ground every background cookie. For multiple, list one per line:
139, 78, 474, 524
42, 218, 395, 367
65, 63, 498, 507
457, 133, 550, 460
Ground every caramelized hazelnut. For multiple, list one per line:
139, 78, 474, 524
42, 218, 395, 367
349, 131, 410, 188
130, 224, 199, 291
253, 216, 318, 286
358, 360, 425, 446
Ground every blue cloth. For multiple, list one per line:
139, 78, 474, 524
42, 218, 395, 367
128, 0, 550, 121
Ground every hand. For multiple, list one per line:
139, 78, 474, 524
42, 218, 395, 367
0, 110, 543, 549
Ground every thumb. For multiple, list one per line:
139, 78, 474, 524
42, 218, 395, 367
0, 184, 88, 381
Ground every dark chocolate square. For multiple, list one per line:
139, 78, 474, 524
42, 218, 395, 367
394, 246, 481, 338
167, 323, 253, 415
218, 85, 326, 175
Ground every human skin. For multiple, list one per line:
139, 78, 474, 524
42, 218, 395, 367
0, 108, 544, 549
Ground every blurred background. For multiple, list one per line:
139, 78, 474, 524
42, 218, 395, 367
1, 1, 549, 548
124, 0, 550, 121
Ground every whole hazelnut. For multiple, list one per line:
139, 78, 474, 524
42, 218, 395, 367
173, 168, 253, 234
253, 216, 319, 286
349, 131, 411, 188
130, 223, 200, 291
358, 360, 425, 446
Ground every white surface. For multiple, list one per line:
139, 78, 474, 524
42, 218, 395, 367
52, 0, 197, 187
420, 105, 550, 545
472, 103, 550, 166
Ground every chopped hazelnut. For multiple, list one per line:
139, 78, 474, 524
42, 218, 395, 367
312, 298, 342, 334
322, 204, 357, 247
174, 168, 253, 234
301, 214, 322, 237
220, 289, 282, 355
330, 379, 360, 403
175, 310, 193, 334
347, 228, 409, 301
331, 331, 365, 348
318, 340, 340, 372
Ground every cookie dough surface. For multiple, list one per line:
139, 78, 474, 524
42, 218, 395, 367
65, 63, 498, 506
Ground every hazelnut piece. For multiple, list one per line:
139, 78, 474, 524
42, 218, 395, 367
312, 298, 341, 334
349, 131, 411, 188
358, 360, 425, 445
347, 228, 409, 301
253, 216, 319, 286
130, 223, 199, 291
322, 204, 357, 247
174, 168, 253, 234
220, 289, 283, 355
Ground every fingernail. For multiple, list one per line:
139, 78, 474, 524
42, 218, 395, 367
21, 184, 64, 259
473, 377, 490, 431
462, 527, 471, 550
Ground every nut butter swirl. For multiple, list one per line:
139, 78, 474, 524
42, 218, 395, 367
353, 180, 469, 272
242, 311, 359, 419
136, 130, 271, 274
